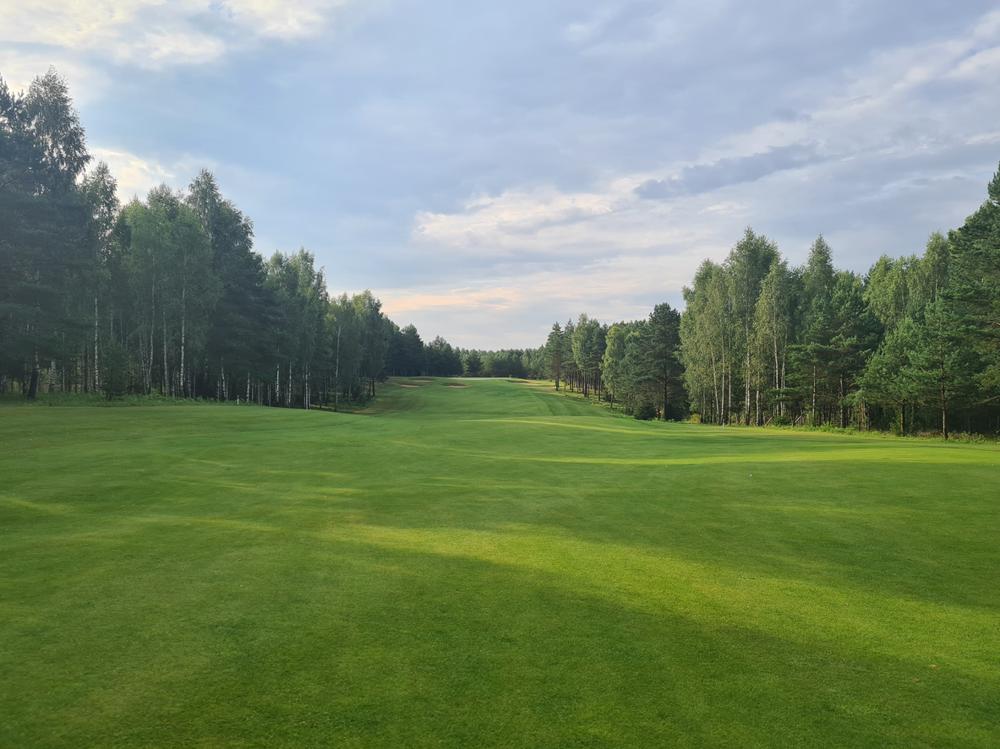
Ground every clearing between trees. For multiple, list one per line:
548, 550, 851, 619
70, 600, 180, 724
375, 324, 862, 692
2, 378, 998, 747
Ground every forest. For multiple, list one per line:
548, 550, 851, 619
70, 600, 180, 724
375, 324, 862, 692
542, 211, 1000, 437
3, 70, 999, 437
0, 70, 476, 408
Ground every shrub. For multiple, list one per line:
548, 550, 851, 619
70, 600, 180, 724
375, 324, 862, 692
634, 403, 657, 421
101, 341, 129, 400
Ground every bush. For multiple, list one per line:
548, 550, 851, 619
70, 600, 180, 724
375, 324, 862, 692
101, 341, 129, 400
634, 403, 657, 421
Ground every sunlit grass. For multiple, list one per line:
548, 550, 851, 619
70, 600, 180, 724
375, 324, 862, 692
2, 378, 998, 747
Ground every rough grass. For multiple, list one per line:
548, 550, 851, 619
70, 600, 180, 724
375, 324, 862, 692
2, 378, 998, 747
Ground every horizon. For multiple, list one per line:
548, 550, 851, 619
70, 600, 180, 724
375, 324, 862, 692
4, 1, 1000, 348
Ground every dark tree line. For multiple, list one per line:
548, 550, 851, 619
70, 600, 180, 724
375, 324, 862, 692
451, 348, 546, 379
4, 70, 999, 436
1, 70, 465, 407
542, 169, 1000, 437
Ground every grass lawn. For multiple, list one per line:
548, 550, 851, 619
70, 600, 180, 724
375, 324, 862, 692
2, 378, 998, 747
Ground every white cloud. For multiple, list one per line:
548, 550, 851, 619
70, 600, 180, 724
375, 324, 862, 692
948, 46, 1000, 80
1, 0, 360, 70
226, 0, 353, 40
88, 146, 224, 200
413, 186, 620, 254
0, 53, 108, 103
412, 170, 752, 265
89, 147, 177, 199
378, 248, 715, 348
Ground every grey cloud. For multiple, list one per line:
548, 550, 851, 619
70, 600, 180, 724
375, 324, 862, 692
635, 144, 824, 200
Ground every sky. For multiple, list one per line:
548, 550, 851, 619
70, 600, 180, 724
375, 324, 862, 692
4, 1, 1000, 348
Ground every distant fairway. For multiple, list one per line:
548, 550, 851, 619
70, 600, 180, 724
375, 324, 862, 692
2, 379, 998, 748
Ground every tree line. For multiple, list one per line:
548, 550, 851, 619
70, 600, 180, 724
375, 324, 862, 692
1, 70, 471, 407
4, 70, 998, 435
542, 172, 1000, 438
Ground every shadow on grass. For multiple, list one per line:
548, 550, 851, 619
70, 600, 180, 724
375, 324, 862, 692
4, 525, 996, 748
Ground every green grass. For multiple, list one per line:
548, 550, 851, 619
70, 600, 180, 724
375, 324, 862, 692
2, 378, 998, 747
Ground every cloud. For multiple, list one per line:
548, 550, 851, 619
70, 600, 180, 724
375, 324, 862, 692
413, 186, 620, 254
0, 54, 108, 104
88, 146, 228, 200
948, 46, 1000, 80
635, 144, 823, 199
411, 177, 744, 266
385, 4, 1000, 348
228, 0, 354, 40
89, 147, 178, 199
377, 248, 714, 348
1, 0, 361, 70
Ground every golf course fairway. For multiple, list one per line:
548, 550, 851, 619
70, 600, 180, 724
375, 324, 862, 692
2, 378, 998, 748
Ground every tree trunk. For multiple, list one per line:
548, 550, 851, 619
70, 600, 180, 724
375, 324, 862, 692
27, 351, 40, 400
839, 376, 846, 428
941, 387, 948, 440
744, 343, 751, 425
780, 353, 786, 418
710, 350, 720, 424
811, 364, 817, 426
726, 359, 733, 426
162, 307, 168, 396
334, 326, 341, 412
93, 296, 100, 391
180, 285, 186, 397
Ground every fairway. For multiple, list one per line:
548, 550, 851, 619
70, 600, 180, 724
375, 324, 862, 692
2, 379, 999, 748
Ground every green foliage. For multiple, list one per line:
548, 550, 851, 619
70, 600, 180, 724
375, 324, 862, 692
424, 336, 463, 376
463, 349, 483, 376
1, 69, 431, 410
101, 340, 129, 399
947, 165, 1000, 391
634, 402, 657, 420
4, 68, 1000, 436
544, 322, 563, 387
570, 314, 605, 397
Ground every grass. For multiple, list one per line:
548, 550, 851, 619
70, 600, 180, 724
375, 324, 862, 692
2, 377, 998, 747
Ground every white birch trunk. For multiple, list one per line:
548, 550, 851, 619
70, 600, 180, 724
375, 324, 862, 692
334, 326, 341, 412
162, 307, 168, 396
180, 285, 186, 397
93, 296, 100, 391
